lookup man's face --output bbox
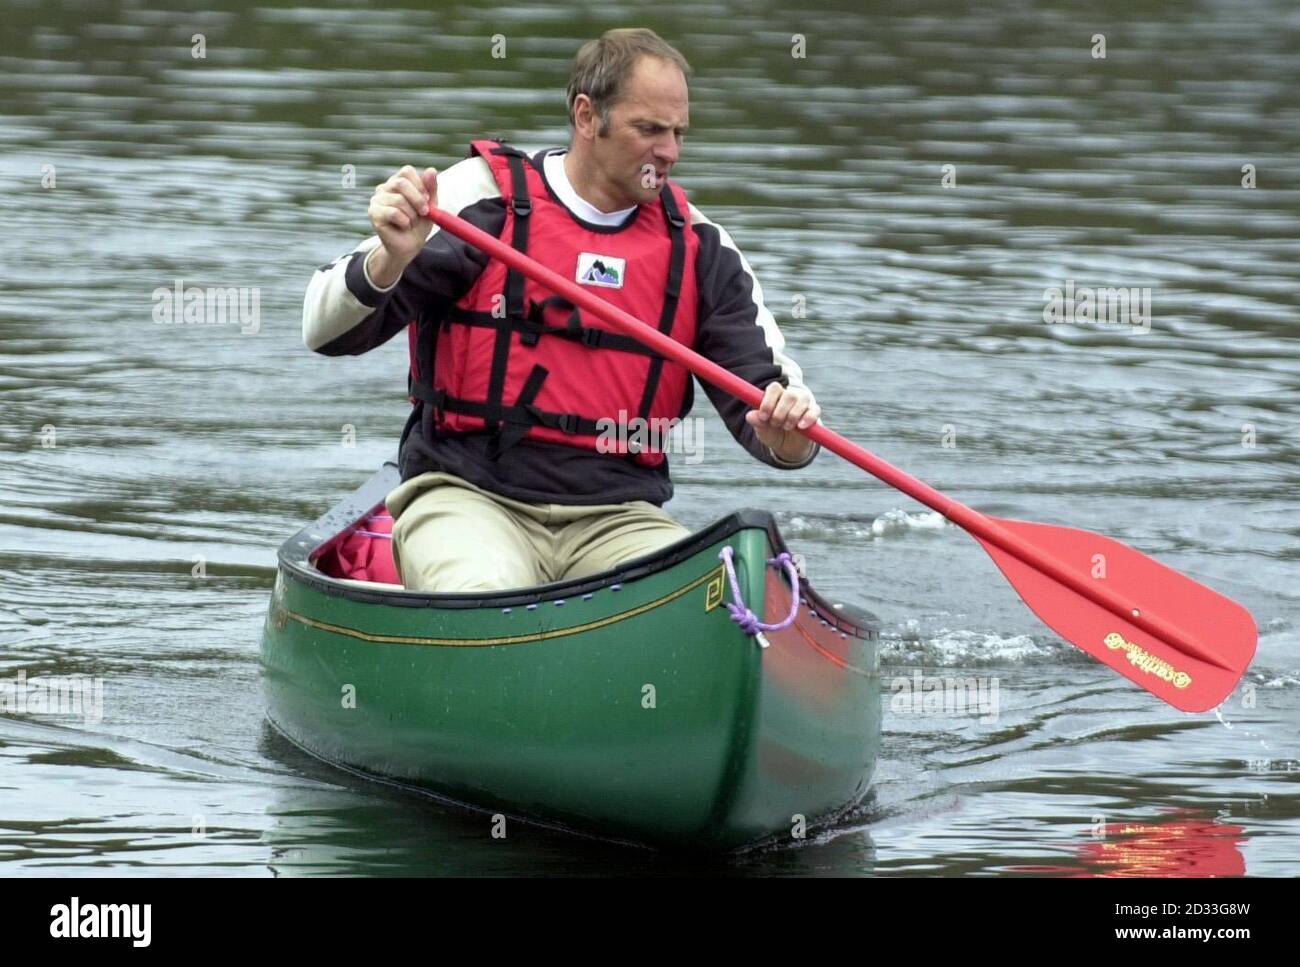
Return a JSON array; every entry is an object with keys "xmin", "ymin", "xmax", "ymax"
[{"xmin": 586, "ymin": 56, "xmax": 689, "ymax": 207}]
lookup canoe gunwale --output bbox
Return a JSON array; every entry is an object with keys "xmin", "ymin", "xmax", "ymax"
[{"xmin": 277, "ymin": 462, "xmax": 877, "ymax": 638}]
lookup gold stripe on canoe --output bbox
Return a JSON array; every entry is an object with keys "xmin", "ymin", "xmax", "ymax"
[{"xmin": 279, "ymin": 564, "xmax": 728, "ymax": 647}]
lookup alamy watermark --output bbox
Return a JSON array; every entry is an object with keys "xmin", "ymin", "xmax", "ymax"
[
  {"xmin": 889, "ymin": 668, "xmax": 1000, "ymax": 724},
  {"xmin": 0, "ymin": 670, "xmax": 104, "ymax": 726},
  {"xmin": 152, "ymin": 280, "xmax": 261, "ymax": 334},
  {"xmin": 50, "ymin": 897, "xmax": 150, "ymax": 947},
  {"xmin": 1043, "ymin": 280, "xmax": 1151, "ymax": 334},
  {"xmin": 595, "ymin": 410, "xmax": 705, "ymax": 465}
]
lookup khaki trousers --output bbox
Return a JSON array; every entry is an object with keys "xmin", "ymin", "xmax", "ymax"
[{"xmin": 386, "ymin": 471, "xmax": 691, "ymax": 592}]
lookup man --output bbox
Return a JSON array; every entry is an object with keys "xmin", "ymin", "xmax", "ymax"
[{"xmin": 303, "ymin": 28, "xmax": 821, "ymax": 592}]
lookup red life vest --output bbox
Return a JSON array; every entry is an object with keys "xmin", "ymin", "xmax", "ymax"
[{"xmin": 408, "ymin": 139, "xmax": 699, "ymax": 467}]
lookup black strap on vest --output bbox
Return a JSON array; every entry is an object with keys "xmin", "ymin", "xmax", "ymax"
[
  {"xmin": 636, "ymin": 187, "xmax": 686, "ymax": 422},
  {"xmin": 421, "ymin": 141, "xmax": 687, "ymax": 462},
  {"xmin": 486, "ymin": 362, "xmax": 546, "ymax": 460},
  {"xmin": 411, "ymin": 375, "xmax": 617, "ymax": 444},
  {"xmin": 481, "ymin": 146, "xmax": 533, "ymax": 444},
  {"xmin": 442, "ymin": 297, "xmax": 662, "ymax": 356}
]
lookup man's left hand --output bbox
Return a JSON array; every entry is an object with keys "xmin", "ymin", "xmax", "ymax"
[{"xmin": 745, "ymin": 382, "xmax": 820, "ymax": 464}]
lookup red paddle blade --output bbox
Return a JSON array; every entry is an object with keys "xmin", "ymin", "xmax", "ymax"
[{"xmin": 974, "ymin": 517, "xmax": 1257, "ymax": 712}]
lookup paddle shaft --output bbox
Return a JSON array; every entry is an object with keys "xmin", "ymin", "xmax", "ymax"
[{"xmin": 428, "ymin": 207, "xmax": 1215, "ymax": 666}]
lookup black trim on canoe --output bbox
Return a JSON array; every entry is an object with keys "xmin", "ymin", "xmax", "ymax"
[{"xmin": 278, "ymin": 463, "xmax": 878, "ymax": 637}]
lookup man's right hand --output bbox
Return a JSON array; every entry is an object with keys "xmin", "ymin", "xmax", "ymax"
[{"xmin": 365, "ymin": 165, "xmax": 438, "ymax": 288}]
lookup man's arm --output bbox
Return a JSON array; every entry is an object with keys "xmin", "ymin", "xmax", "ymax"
[
  {"xmin": 302, "ymin": 156, "xmax": 506, "ymax": 356},
  {"xmin": 689, "ymin": 203, "xmax": 821, "ymax": 469}
]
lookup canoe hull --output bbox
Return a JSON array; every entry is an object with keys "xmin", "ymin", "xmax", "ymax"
[{"xmin": 262, "ymin": 466, "xmax": 880, "ymax": 850}]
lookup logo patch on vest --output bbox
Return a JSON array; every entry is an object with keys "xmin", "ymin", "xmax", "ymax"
[{"xmin": 576, "ymin": 253, "xmax": 625, "ymax": 289}]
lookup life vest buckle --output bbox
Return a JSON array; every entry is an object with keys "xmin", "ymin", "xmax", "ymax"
[
  {"xmin": 556, "ymin": 413, "xmax": 580, "ymax": 435},
  {"xmin": 512, "ymin": 197, "xmax": 532, "ymax": 217},
  {"xmin": 517, "ymin": 309, "xmax": 544, "ymax": 347}
]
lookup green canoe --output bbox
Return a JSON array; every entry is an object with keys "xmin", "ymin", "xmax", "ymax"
[{"xmin": 261, "ymin": 463, "xmax": 881, "ymax": 850}]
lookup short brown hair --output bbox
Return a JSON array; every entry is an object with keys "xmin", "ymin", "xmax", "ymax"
[{"xmin": 566, "ymin": 28, "xmax": 692, "ymax": 135}]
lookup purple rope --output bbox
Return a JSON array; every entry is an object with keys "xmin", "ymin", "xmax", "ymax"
[{"xmin": 718, "ymin": 545, "xmax": 800, "ymax": 636}]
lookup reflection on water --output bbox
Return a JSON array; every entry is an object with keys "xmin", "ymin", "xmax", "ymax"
[
  {"xmin": 1, "ymin": 0, "xmax": 1297, "ymax": 873},
  {"xmin": 1011, "ymin": 809, "xmax": 1248, "ymax": 877}
]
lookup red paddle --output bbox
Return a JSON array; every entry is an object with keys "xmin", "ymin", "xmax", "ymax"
[{"xmin": 427, "ymin": 206, "xmax": 1257, "ymax": 712}]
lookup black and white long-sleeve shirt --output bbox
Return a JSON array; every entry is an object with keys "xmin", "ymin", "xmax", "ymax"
[{"xmin": 304, "ymin": 147, "xmax": 820, "ymax": 507}]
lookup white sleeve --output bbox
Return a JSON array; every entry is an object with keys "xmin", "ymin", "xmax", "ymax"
[{"xmin": 302, "ymin": 156, "xmax": 500, "ymax": 351}]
